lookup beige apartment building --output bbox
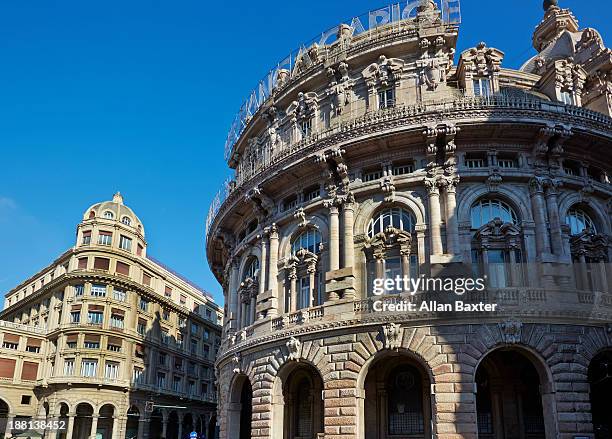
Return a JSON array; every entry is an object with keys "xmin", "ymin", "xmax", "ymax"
[
  {"xmin": 0, "ymin": 193, "xmax": 223, "ymax": 439},
  {"xmin": 206, "ymin": 1, "xmax": 612, "ymax": 439}
]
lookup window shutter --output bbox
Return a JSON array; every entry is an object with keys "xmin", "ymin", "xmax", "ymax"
[
  {"xmin": 116, "ymin": 262, "xmax": 130, "ymax": 276},
  {"xmin": 88, "ymin": 305, "xmax": 104, "ymax": 312},
  {"xmin": 143, "ymin": 273, "xmax": 152, "ymax": 286},
  {"xmin": 27, "ymin": 338, "xmax": 42, "ymax": 348},
  {"xmin": 21, "ymin": 362, "xmax": 39, "ymax": 381},
  {"xmin": 94, "ymin": 258, "xmax": 110, "ymax": 270},
  {"xmin": 0, "ymin": 358, "xmax": 16, "ymax": 378},
  {"xmin": 3, "ymin": 334, "xmax": 20, "ymax": 344},
  {"xmin": 78, "ymin": 258, "xmax": 88, "ymax": 269}
]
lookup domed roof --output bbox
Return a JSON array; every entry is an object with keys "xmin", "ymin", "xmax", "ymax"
[{"xmin": 83, "ymin": 192, "xmax": 145, "ymax": 235}]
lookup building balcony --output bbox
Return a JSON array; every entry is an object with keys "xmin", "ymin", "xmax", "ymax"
[
  {"xmin": 206, "ymin": 94, "xmax": 612, "ymax": 240},
  {"xmin": 219, "ymin": 286, "xmax": 612, "ymax": 359}
]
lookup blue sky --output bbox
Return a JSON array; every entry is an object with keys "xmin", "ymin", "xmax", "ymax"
[{"xmin": 0, "ymin": 0, "xmax": 608, "ymax": 307}]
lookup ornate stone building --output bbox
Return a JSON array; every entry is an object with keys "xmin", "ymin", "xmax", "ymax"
[
  {"xmin": 0, "ymin": 194, "xmax": 222, "ymax": 439},
  {"xmin": 206, "ymin": 1, "xmax": 612, "ymax": 439}
]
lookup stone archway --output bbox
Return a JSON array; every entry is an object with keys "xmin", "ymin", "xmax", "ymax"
[
  {"xmin": 149, "ymin": 409, "xmax": 163, "ymax": 439},
  {"xmin": 475, "ymin": 349, "xmax": 552, "ymax": 439},
  {"xmin": 271, "ymin": 362, "xmax": 324, "ymax": 439},
  {"xmin": 97, "ymin": 404, "xmax": 115, "ymax": 439},
  {"xmin": 588, "ymin": 350, "xmax": 612, "ymax": 439},
  {"xmin": 73, "ymin": 403, "xmax": 94, "ymax": 439},
  {"xmin": 360, "ymin": 352, "xmax": 432, "ymax": 439},
  {"xmin": 125, "ymin": 406, "xmax": 140, "ymax": 439},
  {"xmin": 167, "ymin": 411, "xmax": 179, "ymax": 439},
  {"xmin": 227, "ymin": 374, "xmax": 252, "ymax": 439},
  {"xmin": 182, "ymin": 413, "xmax": 194, "ymax": 438},
  {"xmin": 57, "ymin": 403, "xmax": 70, "ymax": 439},
  {"xmin": 207, "ymin": 415, "xmax": 216, "ymax": 439},
  {"xmin": 0, "ymin": 398, "xmax": 9, "ymax": 439}
]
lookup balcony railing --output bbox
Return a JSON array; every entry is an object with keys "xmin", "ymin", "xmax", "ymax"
[
  {"xmin": 0, "ymin": 320, "xmax": 47, "ymax": 335},
  {"xmin": 206, "ymin": 93, "xmax": 612, "ymax": 239}
]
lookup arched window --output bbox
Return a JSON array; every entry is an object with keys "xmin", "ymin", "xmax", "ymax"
[
  {"xmin": 287, "ymin": 229, "xmax": 324, "ymax": 312},
  {"xmin": 291, "ymin": 229, "xmax": 322, "ymax": 254},
  {"xmin": 121, "ymin": 216, "xmax": 132, "ymax": 226},
  {"xmin": 242, "ymin": 257, "xmax": 259, "ymax": 281},
  {"xmin": 470, "ymin": 199, "xmax": 523, "ymax": 288},
  {"xmin": 103, "ymin": 211, "xmax": 114, "ymax": 219},
  {"xmin": 470, "ymin": 199, "xmax": 518, "ymax": 229},
  {"xmin": 365, "ymin": 207, "xmax": 418, "ymax": 295},
  {"xmin": 566, "ymin": 208, "xmax": 596, "ymax": 235},
  {"xmin": 368, "ymin": 207, "xmax": 416, "ymax": 237}
]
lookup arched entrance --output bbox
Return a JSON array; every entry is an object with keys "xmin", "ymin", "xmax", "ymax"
[
  {"xmin": 149, "ymin": 409, "xmax": 163, "ymax": 439},
  {"xmin": 0, "ymin": 398, "xmax": 9, "ymax": 439},
  {"xmin": 57, "ymin": 403, "xmax": 69, "ymax": 439},
  {"xmin": 97, "ymin": 404, "xmax": 114, "ymax": 439},
  {"xmin": 183, "ymin": 413, "xmax": 194, "ymax": 438},
  {"xmin": 362, "ymin": 353, "xmax": 432, "ymax": 439},
  {"xmin": 167, "ymin": 411, "xmax": 179, "ymax": 439},
  {"xmin": 227, "ymin": 375, "xmax": 252, "ymax": 439},
  {"xmin": 207, "ymin": 415, "xmax": 217, "ymax": 439},
  {"xmin": 275, "ymin": 363, "xmax": 324, "ymax": 439},
  {"xmin": 476, "ymin": 349, "xmax": 550, "ymax": 439},
  {"xmin": 126, "ymin": 407, "xmax": 140, "ymax": 439},
  {"xmin": 74, "ymin": 403, "xmax": 94, "ymax": 439},
  {"xmin": 589, "ymin": 350, "xmax": 612, "ymax": 439}
]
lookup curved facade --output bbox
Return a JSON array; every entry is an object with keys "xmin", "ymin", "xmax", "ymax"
[
  {"xmin": 0, "ymin": 194, "xmax": 222, "ymax": 439},
  {"xmin": 207, "ymin": 2, "xmax": 612, "ymax": 439}
]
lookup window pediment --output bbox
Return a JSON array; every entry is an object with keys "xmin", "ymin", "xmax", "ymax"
[
  {"xmin": 570, "ymin": 230, "xmax": 609, "ymax": 259},
  {"xmin": 365, "ymin": 227, "xmax": 413, "ymax": 258},
  {"xmin": 474, "ymin": 219, "xmax": 521, "ymax": 247}
]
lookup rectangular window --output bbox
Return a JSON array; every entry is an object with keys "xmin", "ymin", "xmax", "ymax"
[
  {"xmin": 98, "ymin": 231, "xmax": 112, "ymax": 246},
  {"xmin": 87, "ymin": 311, "xmax": 103, "ymax": 325},
  {"xmin": 201, "ymin": 382, "xmax": 208, "ymax": 395},
  {"xmin": 142, "ymin": 273, "xmax": 152, "ymax": 286},
  {"xmin": 162, "ymin": 310, "xmax": 170, "ymax": 320},
  {"xmin": 161, "ymin": 330, "xmax": 170, "ymax": 345},
  {"xmin": 112, "ymin": 288, "xmax": 126, "ymax": 302},
  {"xmin": 205, "ymin": 309, "xmax": 212, "ymax": 320},
  {"xmin": 378, "ymin": 88, "xmax": 395, "ymax": 109},
  {"xmin": 78, "ymin": 258, "xmax": 88, "ymax": 270},
  {"xmin": 473, "ymin": 78, "xmax": 492, "ymax": 97},
  {"xmin": 84, "ymin": 340, "xmax": 100, "ymax": 349},
  {"xmin": 110, "ymin": 314, "xmax": 124, "ymax": 328},
  {"xmin": 191, "ymin": 339, "xmax": 197, "ymax": 354},
  {"xmin": 74, "ymin": 284, "xmax": 84, "ymax": 297},
  {"xmin": 119, "ymin": 235, "xmax": 132, "ymax": 251},
  {"xmin": 203, "ymin": 329, "xmax": 210, "ymax": 340},
  {"xmin": 191, "ymin": 323, "xmax": 198, "ymax": 335},
  {"xmin": 2, "ymin": 341, "xmax": 18, "ymax": 350},
  {"xmin": 188, "ymin": 380, "xmax": 195, "ymax": 395},
  {"xmin": 66, "ymin": 341, "xmax": 77, "ymax": 349},
  {"xmin": 93, "ymin": 257, "xmax": 110, "ymax": 271},
  {"xmin": 465, "ymin": 155, "xmax": 486, "ymax": 168},
  {"xmin": 116, "ymin": 262, "xmax": 130, "ymax": 276},
  {"xmin": 299, "ymin": 119, "xmax": 312, "ymax": 137},
  {"xmin": 137, "ymin": 319, "xmax": 146, "ymax": 335},
  {"xmin": 70, "ymin": 311, "xmax": 81, "ymax": 323},
  {"xmin": 82, "ymin": 231, "xmax": 91, "ymax": 245},
  {"xmin": 63, "ymin": 359, "xmax": 75, "ymax": 376},
  {"xmin": 164, "ymin": 286, "xmax": 172, "ymax": 298},
  {"xmin": 91, "ymin": 284, "xmax": 106, "ymax": 297},
  {"xmin": 133, "ymin": 367, "xmax": 144, "ymax": 384},
  {"xmin": 180, "ymin": 295, "xmax": 187, "ymax": 306},
  {"xmin": 283, "ymin": 195, "xmax": 298, "ymax": 212},
  {"xmin": 392, "ymin": 163, "xmax": 415, "ymax": 176},
  {"xmin": 202, "ymin": 344, "xmax": 210, "ymax": 359},
  {"xmin": 304, "ymin": 187, "xmax": 320, "ymax": 201},
  {"xmin": 107, "ymin": 343, "xmax": 121, "ymax": 352},
  {"xmin": 157, "ymin": 372, "xmax": 166, "ymax": 388},
  {"xmin": 298, "ymin": 276, "xmax": 310, "ymax": 310},
  {"xmin": 105, "ymin": 361, "xmax": 119, "ymax": 379},
  {"xmin": 175, "ymin": 358, "xmax": 183, "ymax": 372},
  {"xmin": 363, "ymin": 169, "xmax": 383, "ymax": 182},
  {"xmin": 81, "ymin": 360, "xmax": 98, "ymax": 377},
  {"xmin": 137, "ymin": 244, "xmax": 143, "ymax": 256},
  {"xmin": 498, "ymin": 158, "xmax": 517, "ymax": 168},
  {"xmin": 139, "ymin": 297, "xmax": 149, "ymax": 312},
  {"xmin": 560, "ymin": 90, "xmax": 573, "ymax": 105},
  {"xmin": 25, "ymin": 345, "xmax": 40, "ymax": 353},
  {"xmin": 173, "ymin": 376, "xmax": 182, "ymax": 392},
  {"xmin": 158, "ymin": 352, "xmax": 167, "ymax": 366}
]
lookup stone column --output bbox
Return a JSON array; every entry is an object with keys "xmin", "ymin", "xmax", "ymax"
[
  {"xmin": 177, "ymin": 418, "xmax": 183, "ymax": 439},
  {"xmin": 343, "ymin": 200, "xmax": 355, "ymax": 269},
  {"xmin": 89, "ymin": 415, "xmax": 99, "ymax": 439},
  {"xmin": 268, "ymin": 225, "xmax": 279, "ymax": 317},
  {"xmin": 289, "ymin": 269, "xmax": 298, "ymax": 312},
  {"xmin": 328, "ymin": 203, "xmax": 340, "ymax": 271},
  {"xmin": 162, "ymin": 419, "xmax": 168, "ymax": 439},
  {"xmin": 259, "ymin": 234, "xmax": 268, "ymax": 298},
  {"xmin": 544, "ymin": 180, "xmax": 563, "ymax": 256},
  {"xmin": 443, "ymin": 177, "xmax": 460, "ymax": 256},
  {"xmin": 4, "ymin": 415, "xmax": 14, "ymax": 439},
  {"xmin": 249, "ymin": 291, "xmax": 256, "ymax": 324},
  {"xmin": 235, "ymin": 287, "xmax": 243, "ymax": 330},
  {"xmin": 228, "ymin": 262, "xmax": 239, "ymax": 330},
  {"xmin": 111, "ymin": 416, "xmax": 121, "ymax": 439},
  {"xmin": 599, "ymin": 260, "xmax": 609, "ymax": 293},
  {"xmin": 65, "ymin": 415, "xmax": 75, "ymax": 439},
  {"xmin": 425, "ymin": 178, "xmax": 443, "ymax": 255},
  {"xmin": 529, "ymin": 178, "xmax": 551, "ymax": 255},
  {"xmin": 308, "ymin": 268, "xmax": 316, "ymax": 308}
]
